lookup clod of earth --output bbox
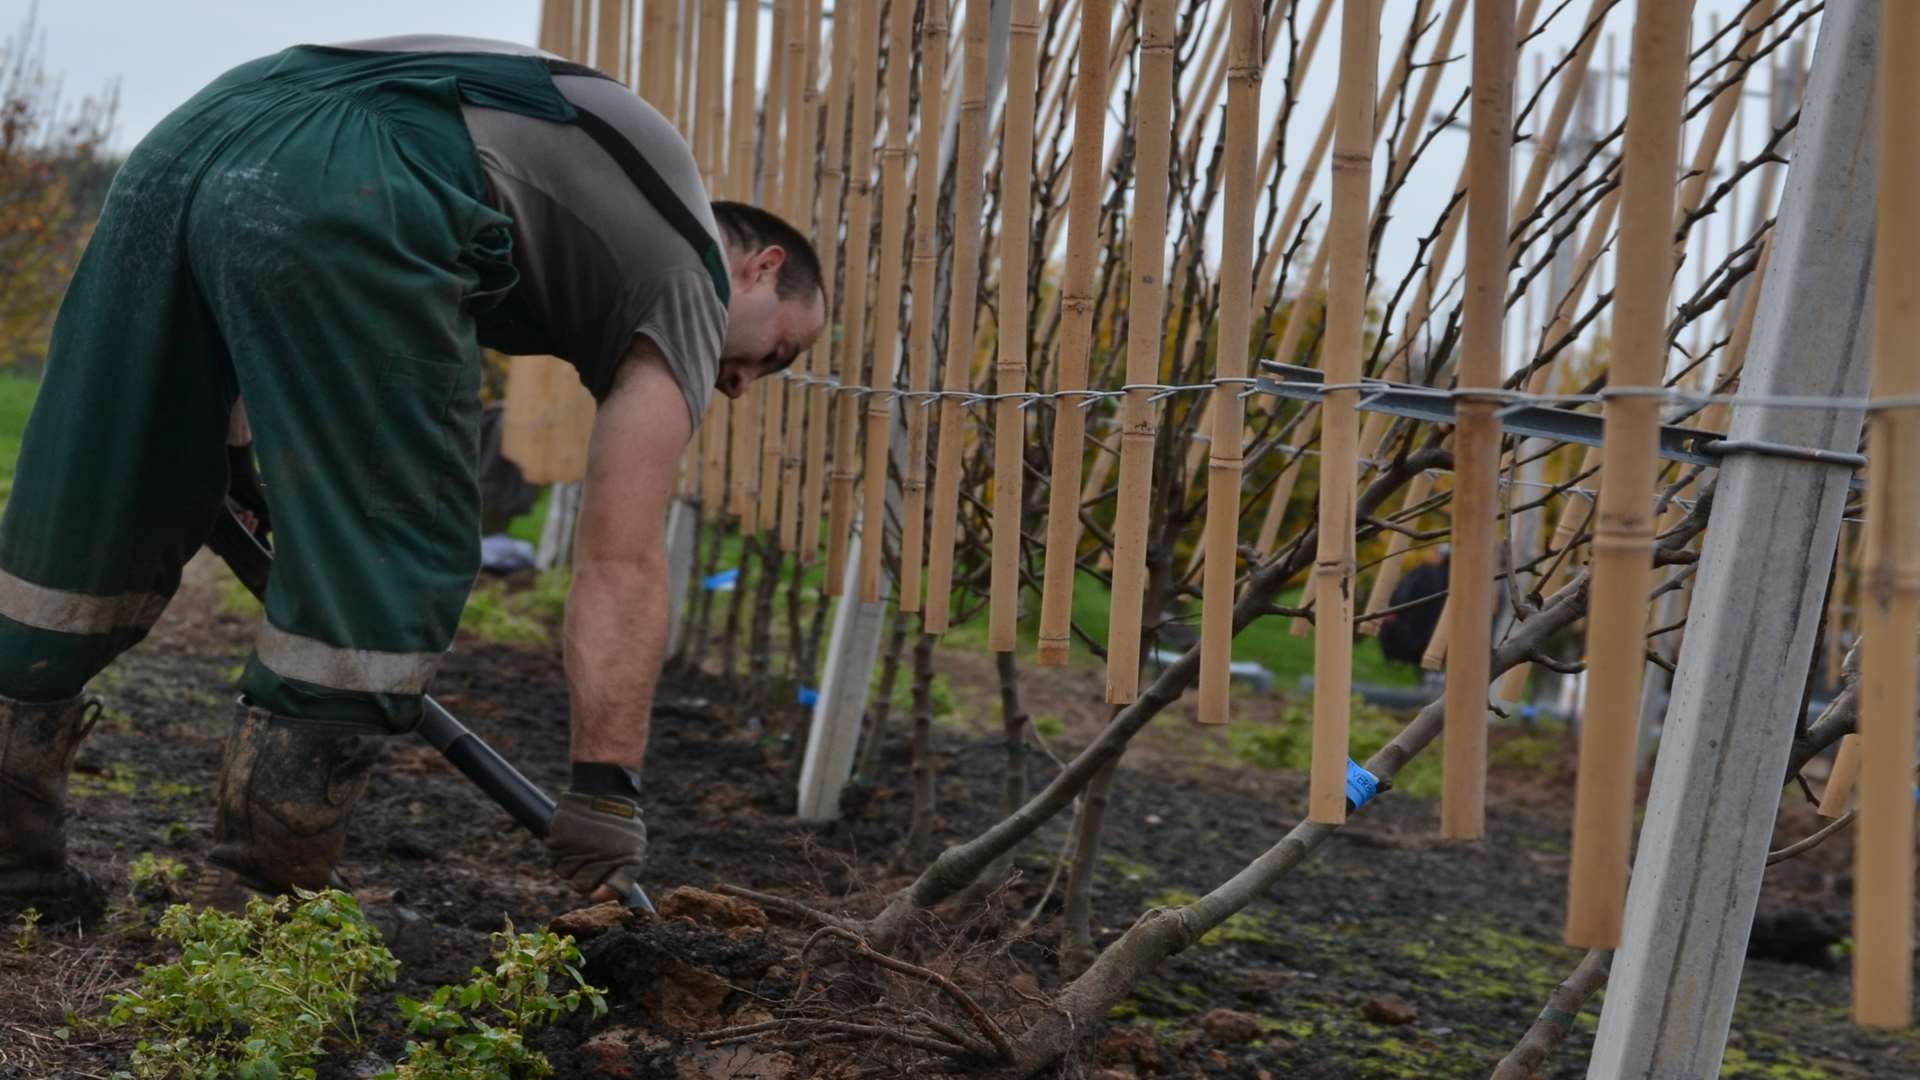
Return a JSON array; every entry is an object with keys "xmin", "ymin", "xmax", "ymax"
[
  {"xmin": 1096, "ymin": 1027, "xmax": 1163, "ymax": 1071},
  {"xmin": 1361, "ymin": 993, "xmax": 1419, "ymax": 1026},
  {"xmin": 550, "ymin": 899, "xmax": 638, "ymax": 940},
  {"xmin": 1198, "ymin": 1006, "xmax": 1263, "ymax": 1042},
  {"xmin": 658, "ymin": 885, "xmax": 772, "ymax": 936}
]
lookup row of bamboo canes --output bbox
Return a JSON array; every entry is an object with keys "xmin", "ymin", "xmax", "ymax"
[{"xmin": 518, "ymin": 0, "xmax": 1908, "ymax": 1027}]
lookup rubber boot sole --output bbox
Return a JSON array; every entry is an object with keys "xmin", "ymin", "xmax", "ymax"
[{"xmin": 0, "ymin": 864, "xmax": 106, "ymax": 923}]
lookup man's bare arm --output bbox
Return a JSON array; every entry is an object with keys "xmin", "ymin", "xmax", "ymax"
[{"xmin": 563, "ymin": 337, "xmax": 693, "ymax": 767}]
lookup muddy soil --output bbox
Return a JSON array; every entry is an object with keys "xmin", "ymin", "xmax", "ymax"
[{"xmin": 1, "ymin": 553, "xmax": 1914, "ymax": 1079}]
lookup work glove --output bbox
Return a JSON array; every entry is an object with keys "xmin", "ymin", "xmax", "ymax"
[{"xmin": 545, "ymin": 791, "xmax": 648, "ymax": 897}]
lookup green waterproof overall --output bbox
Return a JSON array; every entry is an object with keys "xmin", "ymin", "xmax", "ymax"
[{"xmin": 0, "ymin": 46, "xmax": 587, "ymax": 732}]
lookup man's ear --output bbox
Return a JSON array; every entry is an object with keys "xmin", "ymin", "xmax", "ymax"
[{"xmin": 756, "ymin": 245, "xmax": 788, "ymax": 281}]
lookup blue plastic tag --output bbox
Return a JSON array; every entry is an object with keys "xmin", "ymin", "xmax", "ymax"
[
  {"xmin": 702, "ymin": 568, "xmax": 740, "ymax": 591},
  {"xmin": 1345, "ymin": 759, "xmax": 1379, "ymax": 812},
  {"xmin": 797, "ymin": 686, "xmax": 820, "ymax": 707}
]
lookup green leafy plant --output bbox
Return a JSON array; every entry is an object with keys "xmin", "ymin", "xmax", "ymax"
[
  {"xmin": 103, "ymin": 889, "xmax": 398, "ymax": 1079},
  {"xmin": 381, "ymin": 922, "xmax": 605, "ymax": 1080},
  {"xmin": 128, "ymin": 852, "xmax": 188, "ymax": 902},
  {"xmin": 14, "ymin": 905, "xmax": 38, "ymax": 952}
]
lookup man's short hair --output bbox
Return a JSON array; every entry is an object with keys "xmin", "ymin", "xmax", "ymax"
[{"xmin": 710, "ymin": 200, "xmax": 825, "ymax": 305}]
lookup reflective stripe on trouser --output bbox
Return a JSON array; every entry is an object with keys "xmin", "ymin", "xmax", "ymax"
[
  {"xmin": 253, "ymin": 624, "xmax": 443, "ymax": 697},
  {"xmin": 0, "ymin": 47, "xmax": 548, "ymax": 725}
]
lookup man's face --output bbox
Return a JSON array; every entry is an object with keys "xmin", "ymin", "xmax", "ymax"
[{"xmin": 717, "ymin": 245, "xmax": 827, "ymax": 400}]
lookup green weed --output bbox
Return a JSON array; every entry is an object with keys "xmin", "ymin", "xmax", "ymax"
[
  {"xmin": 14, "ymin": 906, "xmax": 39, "ymax": 952},
  {"xmin": 104, "ymin": 890, "xmax": 399, "ymax": 1079},
  {"xmin": 380, "ymin": 922, "xmax": 605, "ymax": 1080},
  {"xmin": 127, "ymin": 853, "xmax": 187, "ymax": 903}
]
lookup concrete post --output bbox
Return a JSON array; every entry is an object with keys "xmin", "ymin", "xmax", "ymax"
[
  {"xmin": 664, "ymin": 497, "xmax": 697, "ymax": 657},
  {"xmin": 796, "ymin": 515, "xmax": 892, "ymax": 821},
  {"xmin": 535, "ymin": 481, "xmax": 583, "ymax": 570},
  {"xmin": 1587, "ymin": 5, "xmax": 1877, "ymax": 1077},
  {"xmin": 795, "ymin": 403, "xmax": 909, "ymax": 822}
]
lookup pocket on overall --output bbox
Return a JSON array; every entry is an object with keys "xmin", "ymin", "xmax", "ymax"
[{"xmin": 365, "ymin": 351, "xmax": 481, "ymax": 521}]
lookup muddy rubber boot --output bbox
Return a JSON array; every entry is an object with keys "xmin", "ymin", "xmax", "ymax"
[
  {"xmin": 198, "ymin": 703, "xmax": 381, "ymax": 907},
  {"xmin": 0, "ymin": 694, "xmax": 105, "ymax": 920}
]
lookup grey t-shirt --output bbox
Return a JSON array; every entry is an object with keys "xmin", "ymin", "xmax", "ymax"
[{"xmin": 332, "ymin": 34, "xmax": 726, "ymax": 426}]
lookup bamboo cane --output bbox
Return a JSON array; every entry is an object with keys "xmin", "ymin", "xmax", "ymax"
[
  {"xmin": 756, "ymin": 0, "xmax": 790, "ymax": 536},
  {"xmin": 1103, "ymin": 0, "xmax": 1177, "ymax": 704},
  {"xmin": 666, "ymin": 0, "xmax": 684, "ymax": 108},
  {"xmin": 1854, "ymin": 0, "xmax": 1920, "ymax": 1025},
  {"xmin": 596, "ymin": 0, "xmax": 624, "ymax": 78},
  {"xmin": 1171, "ymin": 4, "xmax": 1232, "ymax": 157},
  {"xmin": 1248, "ymin": 0, "xmax": 1338, "ymax": 298},
  {"xmin": 1278, "ymin": 0, "xmax": 1464, "ymax": 638},
  {"xmin": 703, "ymin": 0, "xmax": 728, "ymax": 179},
  {"xmin": 923, "ymin": 0, "xmax": 994, "ymax": 633},
  {"xmin": 1359, "ymin": 0, "xmax": 1551, "ymax": 453},
  {"xmin": 1032, "ymin": 0, "xmax": 1083, "ymax": 151},
  {"xmin": 1386, "ymin": 0, "xmax": 1467, "ymax": 188},
  {"xmin": 1355, "ymin": 470, "xmax": 1434, "ymax": 631},
  {"xmin": 678, "ymin": 0, "xmax": 698, "ymax": 130},
  {"xmin": 900, "ymin": 0, "xmax": 951, "ymax": 613},
  {"xmin": 1196, "ymin": 0, "xmax": 1265, "ymax": 725},
  {"xmin": 858, "ymin": 0, "xmax": 914, "ymax": 603},
  {"xmin": 1188, "ymin": 0, "xmax": 1447, "ymax": 545},
  {"xmin": 1818, "ymin": 733, "xmax": 1860, "ymax": 819},
  {"xmin": 974, "ymin": 0, "xmax": 1076, "ymax": 186},
  {"xmin": 1564, "ymin": 0, "xmax": 1690, "ymax": 951},
  {"xmin": 643, "ymin": 0, "xmax": 664, "ymax": 107},
  {"xmin": 825, "ymin": 0, "xmax": 881, "ymax": 597},
  {"xmin": 641, "ymin": 0, "xmax": 656, "ymax": 100},
  {"xmin": 1304, "ymin": 0, "xmax": 1377, "ymax": 823},
  {"xmin": 1033, "ymin": 0, "xmax": 1261, "ymax": 356},
  {"xmin": 1676, "ymin": 1, "xmax": 1773, "ymax": 228},
  {"xmin": 696, "ymin": 0, "xmax": 730, "ymax": 522},
  {"xmin": 802, "ymin": 0, "xmax": 853, "ymax": 565},
  {"xmin": 1407, "ymin": 61, "xmax": 1610, "ymax": 659},
  {"xmin": 777, "ymin": 0, "xmax": 819, "ymax": 553},
  {"xmin": 1503, "ymin": 0, "xmax": 1608, "ymax": 258},
  {"xmin": 540, "ymin": 0, "xmax": 573, "ymax": 64},
  {"xmin": 1081, "ymin": 427, "xmax": 1118, "ymax": 500},
  {"xmin": 1029, "ymin": 0, "xmax": 1086, "ymax": 158},
  {"xmin": 1537, "ymin": 0, "xmax": 1766, "ymax": 596},
  {"xmin": 665, "ymin": 0, "xmax": 684, "ymax": 120},
  {"xmin": 1175, "ymin": 0, "xmax": 1340, "ymax": 526},
  {"xmin": 726, "ymin": 0, "xmax": 763, "ymax": 519},
  {"xmin": 1536, "ymin": 189, "xmax": 1623, "ymax": 589},
  {"xmin": 1255, "ymin": 0, "xmax": 1418, "ymax": 340},
  {"xmin": 985, "ymin": 0, "xmax": 1043, "ymax": 645},
  {"xmin": 1248, "ymin": 0, "xmax": 1476, "ymax": 546},
  {"xmin": 1250, "ymin": 448, "xmax": 1301, "ymax": 558},
  {"xmin": 1438, "ymin": 0, "xmax": 1514, "ymax": 841}
]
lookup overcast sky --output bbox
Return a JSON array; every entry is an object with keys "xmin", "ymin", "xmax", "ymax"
[{"xmin": 16, "ymin": 0, "xmax": 1795, "ymax": 371}]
